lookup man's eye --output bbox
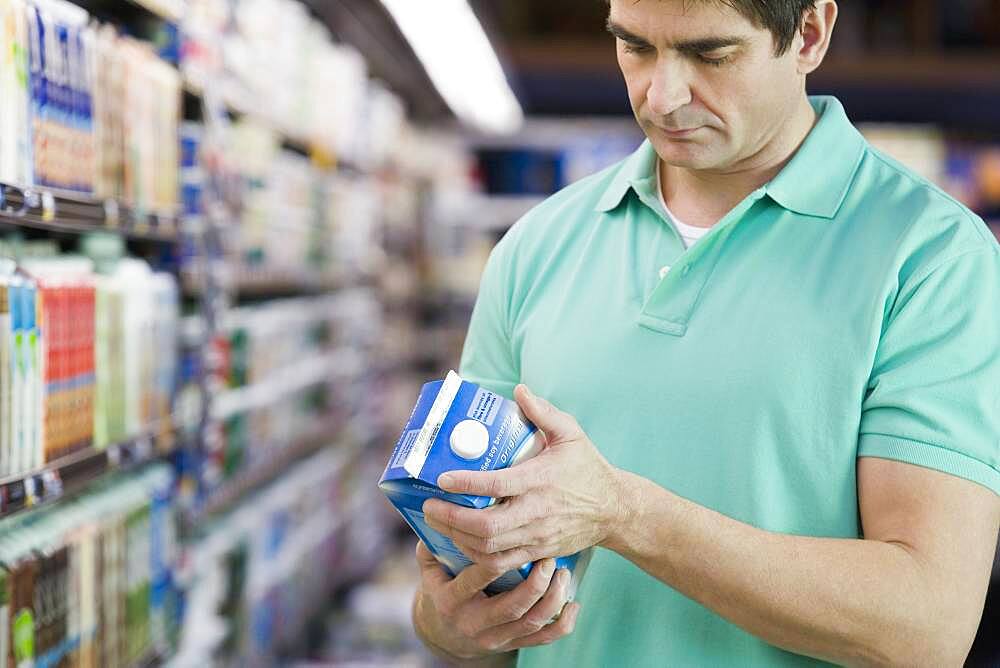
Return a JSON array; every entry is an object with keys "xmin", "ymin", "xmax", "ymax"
[
  {"xmin": 623, "ymin": 43, "xmax": 653, "ymax": 55},
  {"xmin": 697, "ymin": 53, "xmax": 732, "ymax": 67}
]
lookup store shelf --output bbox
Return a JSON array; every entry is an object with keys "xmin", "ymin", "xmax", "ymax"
[
  {"xmin": 183, "ymin": 75, "xmax": 320, "ymax": 158},
  {"xmin": 211, "ymin": 348, "xmax": 365, "ymax": 420},
  {"xmin": 0, "ymin": 182, "xmax": 180, "ymax": 242},
  {"xmin": 234, "ymin": 273, "xmax": 342, "ymax": 299},
  {"xmin": 0, "ymin": 419, "xmax": 178, "ymax": 520},
  {"xmin": 181, "ymin": 75, "xmax": 373, "ymax": 175},
  {"xmin": 193, "ymin": 414, "xmax": 366, "ymax": 521}
]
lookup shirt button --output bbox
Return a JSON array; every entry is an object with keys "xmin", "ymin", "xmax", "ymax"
[
  {"xmin": 658, "ymin": 265, "xmax": 671, "ymax": 279},
  {"xmin": 682, "ymin": 265, "xmax": 691, "ymax": 276}
]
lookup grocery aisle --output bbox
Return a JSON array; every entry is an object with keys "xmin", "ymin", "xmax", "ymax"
[{"xmin": 0, "ymin": 0, "xmax": 465, "ymax": 664}]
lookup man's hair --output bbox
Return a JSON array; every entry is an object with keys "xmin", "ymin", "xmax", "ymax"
[{"xmin": 613, "ymin": 1, "xmax": 819, "ymax": 56}]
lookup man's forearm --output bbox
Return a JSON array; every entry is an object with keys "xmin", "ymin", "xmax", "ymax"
[
  {"xmin": 603, "ymin": 470, "xmax": 968, "ymax": 667},
  {"xmin": 412, "ymin": 592, "xmax": 517, "ymax": 667}
]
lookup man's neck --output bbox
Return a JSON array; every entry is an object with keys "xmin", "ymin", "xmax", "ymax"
[{"xmin": 659, "ymin": 97, "xmax": 818, "ymax": 228}]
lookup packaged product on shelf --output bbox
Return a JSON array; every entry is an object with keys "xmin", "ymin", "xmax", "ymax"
[
  {"xmin": 0, "ymin": 0, "xmax": 33, "ymax": 188},
  {"xmin": 21, "ymin": 257, "xmax": 97, "ymax": 463},
  {"xmin": 0, "ymin": 260, "xmax": 13, "ymax": 477},
  {"xmin": 91, "ymin": 253, "xmax": 179, "ymax": 446},
  {"xmin": 25, "ymin": 0, "xmax": 95, "ymax": 193},
  {"xmin": 92, "ymin": 22, "xmax": 124, "ymax": 202},
  {"xmin": 93, "ymin": 267, "xmax": 126, "ymax": 450},
  {"xmin": 0, "ymin": 0, "xmax": 178, "ymax": 207},
  {"xmin": 0, "ymin": 240, "xmax": 178, "ymax": 474},
  {"xmin": 196, "ymin": 293, "xmax": 367, "ymax": 498},
  {"xmin": 4, "ymin": 271, "xmax": 42, "ymax": 475},
  {"xmin": 2, "ymin": 273, "xmax": 22, "ymax": 476},
  {"xmin": 172, "ymin": 450, "xmax": 352, "ymax": 666},
  {"xmin": 0, "ymin": 463, "xmax": 176, "ymax": 668},
  {"xmin": 182, "ymin": 0, "xmax": 370, "ymax": 161},
  {"xmin": 380, "ymin": 370, "xmax": 592, "ymax": 597}
]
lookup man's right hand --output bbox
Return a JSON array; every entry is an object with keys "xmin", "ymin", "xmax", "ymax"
[{"xmin": 412, "ymin": 541, "xmax": 581, "ymax": 663}]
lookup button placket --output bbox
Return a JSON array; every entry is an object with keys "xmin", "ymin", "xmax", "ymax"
[{"xmin": 639, "ymin": 190, "xmax": 766, "ymax": 336}]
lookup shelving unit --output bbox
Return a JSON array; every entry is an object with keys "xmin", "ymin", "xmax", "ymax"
[
  {"xmin": 0, "ymin": 183, "xmax": 180, "ymax": 242},
  {"xmin": 0, "ymin": 419, "xmax": 176, "ymax": 519},
  {"xmin": 190, "ymin": 414, "xmax": 362, "ymax": 523},
  {"xmin": 0, "ymin": 0, "xmax": 456, "ymax": 663}
]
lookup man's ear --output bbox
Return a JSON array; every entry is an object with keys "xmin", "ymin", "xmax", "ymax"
[{"xmin": 796, "ymin": 1, "xmax": 838, "ymax": 75}]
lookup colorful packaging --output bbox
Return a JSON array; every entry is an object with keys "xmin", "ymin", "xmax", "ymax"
[
  {"xmin": 0, "ymin": 0, "xmax": 33, "ymax": 187},
  {"xmin": 380, "ymin": 370, "xmax": 592, "ymax": 596},
  {"xmin": 9, "ymin": 275, "xmax": 26, "ymax": 475},
  {"xmin": 0, "ymin": 264, "xmax": 13, "ymax": 476},
  {"xmin": 22, "ymin": 257, "xmax": 97, "ymax": 463}
]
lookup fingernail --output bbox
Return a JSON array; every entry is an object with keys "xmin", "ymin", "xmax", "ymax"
[
  {"xmin": 438, "ymin": 473, "xmax": 454, "ymax": 488},
  {"xmin": 542, "ymin": 560, "xmax": 555, "ymax": 578},
  {"xmin": 522, "ymin": 385, "xmax": 535, "ymax": 399}
]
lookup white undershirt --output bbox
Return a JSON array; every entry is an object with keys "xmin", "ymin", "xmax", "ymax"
[{"xmin": 656, "ymin": 160, "xmax": 713, "ymax": 249}]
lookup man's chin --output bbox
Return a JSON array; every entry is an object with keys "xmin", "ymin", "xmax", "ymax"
[{"xmin": 650, "ymin": 141, "xmax": 715, "ymax": 171}]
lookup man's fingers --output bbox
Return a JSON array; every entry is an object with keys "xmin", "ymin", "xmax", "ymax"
[
  {"xmin": 416, "ymin": 540, "xmax": 437, "ymax": 566},
  {"xmin": 446, "ymin": 557, "xmax": 509, "ymax": 601},
  {"xmin": 475, "ymin": 567, "xmax": 572, "ymax": 649},
  {"xmin": 513, "ymin": 384, "xmax": 581, "ymax": 445},
  {"xmin": 415, "ymin": 540, "xmax": 452, "ymax": 590},
  {"xmin": 470, "ymin": 558, "xmax": 557, "ymax": 629},
  {"xmin": 423, "ymin": 497, "xmax": 535, "ymax": 542},
  {"xmin": 437, "ymin": 466, "xmax": 537, "ymax": 498},
  {"xmin": 444, "ymin": 523, "xmax": 537, "ymax": 558},
  {"xmin": 505, "ymin": 601, "xmax": 581, "ymax": 650}
]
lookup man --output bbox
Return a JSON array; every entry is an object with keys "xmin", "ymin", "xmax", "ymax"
[{"xmin": 412, "ymin": 0, "xmax": 1000, "ymax": 665}]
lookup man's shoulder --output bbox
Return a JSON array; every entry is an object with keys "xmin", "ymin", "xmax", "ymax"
[{"xmin": 852, "ymin": 143, "xmax": 998, "ymax": 256}]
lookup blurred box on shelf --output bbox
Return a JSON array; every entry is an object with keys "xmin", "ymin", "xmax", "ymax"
[
  {"xmin": 0, "ymin": 463, "xmax": 177, "ymax": 667},
  {"xmin": 0, "ymin": 0, "xmax": 180, "ymax": 222},
  {"xmin": 0, "ymin": 236, "xmax": 179, "ymax": 479}
]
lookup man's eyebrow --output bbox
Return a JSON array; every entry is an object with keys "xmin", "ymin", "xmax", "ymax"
[
  {"xmin": 674, "ymin": 36, "xmax": 749, "ymax": 53},
  {"xmin": 606, "ymin": 19, "xmax": 652, "ymax": 45},
  {"xmin": 606, "ymin": 19, "xmax": 748, "ymax": 53}
]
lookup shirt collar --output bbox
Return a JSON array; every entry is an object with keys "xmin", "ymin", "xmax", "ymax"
[
  {"xmin": 594, "ymin": 96, "xmax": 867, "ymax": 220},
  {"xmin": 594, "ymin": 137, "xmax": 659, "ymax": 213}
]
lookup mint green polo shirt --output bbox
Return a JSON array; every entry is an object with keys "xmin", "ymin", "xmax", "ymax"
[{"xmin": 457, "ymin": 96, "xmax": 1000, "ymax": 667}]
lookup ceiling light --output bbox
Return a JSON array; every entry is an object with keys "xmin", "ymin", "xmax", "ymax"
[{"xmin": 380, "ymin": 0, "xmax": 523, "ymax": 134}]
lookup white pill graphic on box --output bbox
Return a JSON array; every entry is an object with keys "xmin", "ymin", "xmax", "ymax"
[{"xmin": 450, "ymin": 419, "xmax": 490, "ymax": 460}]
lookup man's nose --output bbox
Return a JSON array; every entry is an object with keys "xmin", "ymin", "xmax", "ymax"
[{"xmin": 646, "ymin": 56, "xmax": 693, "ymax": 119}]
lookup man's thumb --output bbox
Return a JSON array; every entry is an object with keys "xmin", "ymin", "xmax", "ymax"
[{"xmin": 514, "ymin": 384, "xmax": 578, "ymax": 443}]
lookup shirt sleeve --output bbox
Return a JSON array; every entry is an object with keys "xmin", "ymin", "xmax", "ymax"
[
  {"xmin": 458, "ymin": 229, "xmax": 521, "ymax": 400},
  {"xmin": 858, "ymin": 246, "xmax": 1000, "ymax": 496}
]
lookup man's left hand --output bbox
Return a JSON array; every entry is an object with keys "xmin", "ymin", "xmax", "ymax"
[{"xmin": 423, "ymin": 384, "xmax": 627, "ymax": 573}]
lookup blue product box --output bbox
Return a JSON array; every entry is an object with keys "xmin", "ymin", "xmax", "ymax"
[{"xmin": 379, "ymin": 370, "xmax": 591, "ymax": 596}]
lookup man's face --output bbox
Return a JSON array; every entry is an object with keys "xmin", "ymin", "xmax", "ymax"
[{"xmin": 609, "ymin": 0, "xmax": 806, "ymax": 172}]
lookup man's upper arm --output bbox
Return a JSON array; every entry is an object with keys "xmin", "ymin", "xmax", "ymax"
[
  {"xmin": 858, "ymin": 457, "xmax": 999, "ymax": 653},
  {"xmin": 458, "ymin": 229, "xmax": 521, "ymax": 398},
  {"xmin": 858, "ymin": 244, "xmax": 1000, "ymax": 497},
  {"xmin": 855, "ymin": 232, "xmax": 1000, "ymax": 655}
]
